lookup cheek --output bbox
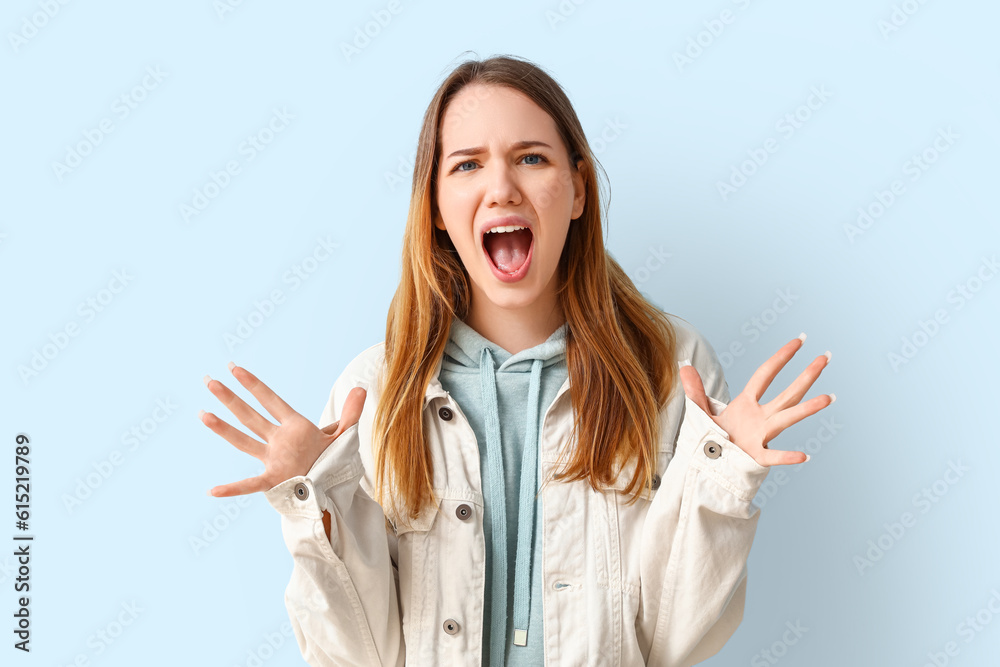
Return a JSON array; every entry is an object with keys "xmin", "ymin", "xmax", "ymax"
[{"xmin": 532, "ymin": 173, "xmax": 575, "ymax": 212}]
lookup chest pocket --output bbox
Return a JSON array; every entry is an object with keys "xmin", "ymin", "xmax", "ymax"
[
  {"xmin": 390, "ymin": 500, "xmax": 440, "ymax": 654},
  {"xmin": 392, "ymin": 493, "xmax": 486, "ymax": 659}
]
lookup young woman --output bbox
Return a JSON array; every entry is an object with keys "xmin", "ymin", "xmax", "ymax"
[{"xmin": 200, "ymin": 54, "xmax": 834, "ymax": 666}]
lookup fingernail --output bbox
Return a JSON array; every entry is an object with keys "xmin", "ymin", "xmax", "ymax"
[
  {"xmin": 207, "ymin": 488, "xmax": 214, "ymax": 496},
  {"xmin": 804, "ymin": 454, "xmax": 811, "ymax": 463},
  {"xmin": 829, "ymin": 393, "xmax": 837, "ymax": 404},
  {"xmin": 797, "ymin": 332, "xmax": 807, "ymax": 343},
  {"xmin": 198, "ymin": 409, "xmax": 206, "ymax": 419},
  {"xmin": 823, "ymin": 350, "xmax": 832, "ymax": 362},
  {"xmin": 203, "ymin": 374, "xmax": 212, "ymax": 388},
  {"xmin": 678, "ymin": 359, "xmax": 691, "ymax": 368},
  {"xmin": 228, "ymin": 361, "xmax": 236, "ymax": 372}
]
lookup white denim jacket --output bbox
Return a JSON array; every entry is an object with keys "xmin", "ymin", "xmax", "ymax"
[{"xmin": 264, "ymin": 316, "xmax": 771, "ymax": 666}]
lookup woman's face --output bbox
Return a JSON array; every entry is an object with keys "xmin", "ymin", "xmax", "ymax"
[{"xmin": 434, "ymin": 83, "xmax": 585, "ymax": 321}]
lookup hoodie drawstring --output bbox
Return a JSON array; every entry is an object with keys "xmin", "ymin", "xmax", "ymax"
[{"xmin": 479, "ymin": 347, "xmax": 544, "ymax": 663}]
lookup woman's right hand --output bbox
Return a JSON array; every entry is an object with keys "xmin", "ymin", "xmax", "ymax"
[{"xmin": 200, "ymin": 362, "xmax": 367, "ymax": 497}]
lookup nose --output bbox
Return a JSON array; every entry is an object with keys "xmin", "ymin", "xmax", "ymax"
[{"xmin": 485, "ymin": 160, "xmax": 521, "ymax": 208}]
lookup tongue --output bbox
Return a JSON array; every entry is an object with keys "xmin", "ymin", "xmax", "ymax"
[{"xmin": 484, "ymin": 228, "xmax": 531, "ymax": 273}]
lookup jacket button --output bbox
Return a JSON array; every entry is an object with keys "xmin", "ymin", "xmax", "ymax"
[
  {"xmin": 455, "ymin": 504, "xmax": 472, "ymax": 521},
  {"xmin": 438, "ymin": 406, "xmax": 453, "ymax": 421},
  {"xmin": 443, "ymin": 618, "xmax": 461, "ymax": 635},
  {"xmin": 293, "ymin": 482, "xmax": 310, "ymax": 500},
  {"xmin": 703, "ymin": 441, "xmax": 722, "ymax": 459},
  {"xmin": 649, "ymin": 474, "xmax": 661, "ymax": 490}
]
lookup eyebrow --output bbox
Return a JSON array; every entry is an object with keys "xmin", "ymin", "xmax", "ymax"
[{"xmin": 446, "ymin": 140, "xmax": 553, "ymax": 159}]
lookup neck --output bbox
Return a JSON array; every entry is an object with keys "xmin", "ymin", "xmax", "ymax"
[{"xmin": 464, "ymin": 293, "xmax": 566, "ymax": 356}]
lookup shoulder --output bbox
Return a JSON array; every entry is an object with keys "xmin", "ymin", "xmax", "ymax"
[
  {"xmin": 340, "ymin": 340, "xmax": 387, "ymax": 390},
  {"xmin": 663, "ymin": 312, "xmax": 731, "ymax": 404}
]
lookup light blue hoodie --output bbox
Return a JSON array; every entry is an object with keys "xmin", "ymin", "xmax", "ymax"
[{"xmin": 438, "ymin": 317, "xmax": 569, "ymax": 666}]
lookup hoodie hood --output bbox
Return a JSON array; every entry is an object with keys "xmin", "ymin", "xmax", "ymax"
[
  {"xmin": 440, "ymin": 317, "xmax": 568, "ymax": 661},
  {"xmin": 442, "ymin": 317, "xmax": 568, "ymax": 373}
]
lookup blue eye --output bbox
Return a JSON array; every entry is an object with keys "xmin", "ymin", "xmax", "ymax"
[{"xmin": 450, "ymin": 153, "xmax": 549, "ymax": 173}]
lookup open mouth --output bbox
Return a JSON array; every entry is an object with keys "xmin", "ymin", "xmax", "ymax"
[{"xmin": 483, "ymin": 226, "xmax": 533, "ymax": 274}]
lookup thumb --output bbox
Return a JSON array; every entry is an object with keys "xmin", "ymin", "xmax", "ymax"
[
  {"xmin": 320, "ymin": 387, "xmax": 368, "ymax": 437},
  {"xmin": 678, "ymin": 362, "xmax": 712, "ymax": 416}
]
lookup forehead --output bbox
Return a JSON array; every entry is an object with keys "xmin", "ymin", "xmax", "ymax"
[{"xmin": 438, "ymin": 84, "xmax": 560, "ymax": 149}]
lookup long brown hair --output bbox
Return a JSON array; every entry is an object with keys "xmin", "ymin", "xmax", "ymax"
[{"xmin": 372, "ymin": 53, "xmax": 678, "ymax": 524}]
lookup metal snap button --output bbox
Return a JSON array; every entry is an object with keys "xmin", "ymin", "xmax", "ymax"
[
  {"xmin": 649, "ymin": 474, "xmax": 661, "ymax": 490},
  {"xmin": 443, "ymin": 618, "xmax": 460, "ymax": 635},
  {"xmin": 438, "ymin": 406, "xmax": 453, "ymax": 421},
  {"xmin": 455, "ymin": 503, "xmax": 472, "ymax": 521},
  {"xmin": 293, "ymin": 482, "xmax": 310, "ymax": 500},
  {"xmin": 703, "ymin": 441, "xmax": 722, "ymax": 459}
]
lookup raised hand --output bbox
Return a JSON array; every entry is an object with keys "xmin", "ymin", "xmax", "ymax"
[
  {"xmin": 679, "ymin": 334, "xmax": 835, "ymax": 467},
  {"xmin": 200, "ymin": 362, "xmax": 367, "ymax": 496}
]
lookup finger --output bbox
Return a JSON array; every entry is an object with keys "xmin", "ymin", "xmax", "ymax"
[
  {"xmin": 762, "ymin": 352, "xmax": 830, "ymax": 415},
  {"xmin": 765, "ymin": 393, "xmax": 835, "ymax": 441},
  {"xmin": 753, "ymin": 446, "xmax": 809, "ymax": 467},
  {"xmin": 338, "ymin": 387, "xmax": 367, "ymax": 433},
  {"xmin": 745, "ymin": 335, "xmax": 805, "ymax": 402},
  {"xmin": 204, "ymin": 374, "xmax": 276, "ymax": 441},
  {"xmin": 678, "ymin": 364, "xmax": 712, "ymax": 416},
  {"xmin": 208, "ymin": 474, "xmax": 270, "ymax": 497},
  {"xmin": 199, "ymin": 409, "xmax": 267, "ymax": 460},
  {"xmin": 229, "ymin": 363, "xmax": 297, "ymax": 423}
]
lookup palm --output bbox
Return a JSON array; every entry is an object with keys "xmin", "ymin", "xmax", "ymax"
[
  {"xmin": 199, "ymin": 363, "xmax": 367, "ymax": 496},
  {"xmin": 679, "ymin": 335, "xmax": 834, "ymax": 467}
]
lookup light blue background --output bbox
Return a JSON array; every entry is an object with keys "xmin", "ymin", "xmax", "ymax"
[{"xmin": 3, "ymin": 1, "xmax": 998, "ymax": 665}]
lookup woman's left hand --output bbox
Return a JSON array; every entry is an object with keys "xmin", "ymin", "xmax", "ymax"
[{"xmin": 679, "ymin": 335, "xmax": 835, "ymax": 467}]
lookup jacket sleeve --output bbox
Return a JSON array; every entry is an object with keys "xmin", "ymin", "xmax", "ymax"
[
  {"xmin": 263, "ymin": 361, "xmax": 404, "ymax": 667},
  {"xmin": 641, "ymin": 335, "xmax": 771, "ymax": 666}
]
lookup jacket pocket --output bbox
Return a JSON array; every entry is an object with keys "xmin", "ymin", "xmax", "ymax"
[{"xmin": 391, "ymin": 501, "xmax": 440, "ymax": 663}]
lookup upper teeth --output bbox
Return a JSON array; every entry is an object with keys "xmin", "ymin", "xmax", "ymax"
[{"xmin": 486, "ymin": 225, "xmax": 527, "ymax": 234}]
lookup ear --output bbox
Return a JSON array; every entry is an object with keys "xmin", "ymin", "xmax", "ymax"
[
  {"xmin": 570, "ymin": 159, "xmax": 586, "ymax": 221},
  {"xmin": 433, "ymin": 213, "xmax": 446, "ymax": 231}
]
